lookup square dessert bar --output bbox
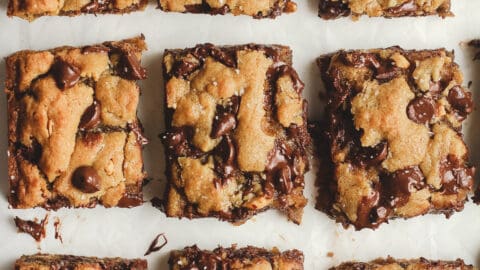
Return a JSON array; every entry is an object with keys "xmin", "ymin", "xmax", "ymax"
[
  {"xmin": 162, "ymin": 43, "xmax": 310, "ymax": 224},
  {"xmin": 8, "ymin": 0, "xmax": 148, "ymax": 21},
  {"xmin": 318, "ymin": 0, "xmax": 452, "ymax": 19},
  {"xmin": 15, "ymin": 254, "xmax": 147, "ymax": 270},
  {"xmin": 158, "ymin": 0, "xmax": 297, "ymax": 18},
  {"xmin": 6, "ymin": 36, "xmax": 148, "ymax": 209},
  {"xmin": 317, "ymin": 47, "xmax": 475, "ymax": 229},
  {"xmin": 169, "ymin": 245, "xmax": 304, "ymax": 270},
  {"xmin": 332, "ymin": 258, "xmax": 475, "ymax": 270}
]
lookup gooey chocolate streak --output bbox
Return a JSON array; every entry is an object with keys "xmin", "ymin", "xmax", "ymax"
[
  {"xmin": 163, "ymin": 44, "xmax": 309, "ymax": 218},
  {"xmin": 321, "ymin": 50, "xmax": 475, "ymax": 229}
]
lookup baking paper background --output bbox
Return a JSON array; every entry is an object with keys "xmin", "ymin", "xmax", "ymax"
[{"xmin": 1, "ymin": 0, "xmax": 480, "ymax": 268}]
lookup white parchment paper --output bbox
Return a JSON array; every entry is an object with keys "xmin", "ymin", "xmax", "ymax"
[{"xmin": 1, "ymin": 1, "xmax": 480, "ymax": 269}]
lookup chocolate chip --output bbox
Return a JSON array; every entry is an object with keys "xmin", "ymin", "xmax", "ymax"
[
  {"xmin": 72, "ymin": 166, "xmax": 101, "ymax": 193},
  {"xmin": 328, "ymin": 67, "xmax": 351, "ymax": 109},
  {"xmin": 407, "ymin": 96, "xmax": 435, "ymax": 124},
  {"xmin": 386, "ymin": 0, "xmax": 417, "ymax": 15},
  {"xmin": 375, "ymin": 60, "xmax": 401, "ymax": 81},
  {"xmin": 211, "ymin": 97, "xmax": 240, "ymax": 139},
  {"xmin": 265, "ymin": 142, "xmax": 296, "ymax": 195},
  {"xmin": 118, "ymin": 192, "xmax": 143, "ymax": 208},
  {"xmin": 342, "ymin": 52, "xmax": 380, "ymax": 68},
  {"xmin": 19, "ymin": 139, "xmax": 42, "ymax": 163},
  {"xmin": 172, "ymin": 59, "xmax": 200, "ymax": 78},
  {"xmin": 211, "ymin": 113, "xmax": 236, "ymax": 139},
  {"xmin": 352, "ymin": 141, "xmax": 388, "ymax": 167},
  {"xmin": 193, "ymin": 44, "xmax": 236, "ymax": 68},
  {"xmin": 81, "ymin": 0, "xmax": 110, "ymax": 13},
  {"xmin": 79, "ymin": 101, "xmax": 101, "ymax": 130},
  {"xmin": 440, "ymin": 155, "xmax": 475, "ymax": 195},
  {"xmin": 447, "ymin": 86, "xmax": 473, "ymax": 119},
  {"xmin": 117, "ymin": 52, "xmax": 147, "ymax": 80},
  {"xmin": 51, "ymin": 59, "xmax": 81, "ymax": 90},
  {"xmin": 318, "ymin": 0, "xmax": 351, "ymax": 19},
  {"xmin": 381, "ymin": 166, "xmax": 425, "ymax": 208},
  {"xmin": 162, "ymin": 127, "xmax": 201, "ymax": 158},
  {"xmin": 213, "ymin": 136, "xmax": 236, "ymax": 180}
]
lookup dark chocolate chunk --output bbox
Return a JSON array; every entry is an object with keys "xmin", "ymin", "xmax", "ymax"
[
  {"xmin": 266, "ymin": 142, "xmax": 295, "ymax": 194},
  {"xmin": 79, "ymin": 101, "xmax": 101, "ymax": 130},
  {"xmin": 162, "ymin": 127, "xmax": 202, "ymax": 158},
  {"xmin": 117, "ymin": 52, "xmax": 147, "ymax": 80},
  {"xmin": 342, "ymin": 52, "xmax": 380, "ymax": 68},
  {"xmin": 51, "ymin": 59, "xmax": 81, "ymax": 89},
  {"xmin": 375, "ymin": 60, "xmax": 401, "ymax": 81},
  {"xmin": 407, "ymin": 97, "xmax": 435, "ymax": 124},
  {"xmin": 14, "ymin": 214, "xmax": 48, "ymax": 242},
  {"xmin": 447, "ymin": 86, "xmax": 473, "ymax": 119},
  {"xmin": 19, "ymin": 139, "xmax": 43, "ymax": 163},
  {"xmin": 318, "ymin": 0, "xmax": 351, "ymax": 19},
  {"xmin": 72, "ymin": 166, "xmax": 101, "ymax": 193},
  {"xmin": 352, "ymin": 141, "xmax": 388, "ymax": 167},
  {"xmin": 440, "ymin": 155, "xmax": 474, "ymax": 195},
  {"xmin": 118, "ymin": 192, "xmax": 144, "ymax": 208},
  {"xmin": 172, "ymin": 58, "xmax": 200, "ymax": 78},
  {"xmin": 211, "ymin": 113, "xmax": 236, "ymax": 139},
  {"xmin": 381, "ymin": 166, "xmax": 425, "ymax": 208},
  {"xmin": 214, "ymin": 135, "xmax": 236, "ymax": 180}
]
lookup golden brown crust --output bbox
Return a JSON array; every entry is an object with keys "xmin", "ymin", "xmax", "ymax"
[
  {"xmin": 15, "ymin": 254, "xmax": 147, "ymax": 270},
  {"xmin": 6, "ymin": 36, "xmax": 148, "ymax": 209},
  {"xmin": 169, "ymin": 245, "xmax": 304, "ymax": 270},
  {"xmin": 318, "ymin": 0, "xmax": 452, "ymax": 19},
  {"xmin": 162, "ymin": 44, "xmax": 310, "ymax": 224},
  {"xmin": 331, "ymin": 257, "xmax": 475, "ymax": 270},
  {"xmin": 8, "ymin": 0, "xmax": 148, "ymax": 21},
  {"xmin": 158, "ymin": 0, "xmax": 297, "ymax": 18},
  {"xmin": 316, "ymin": 47, "xmax": 474, "ymax": 230}
]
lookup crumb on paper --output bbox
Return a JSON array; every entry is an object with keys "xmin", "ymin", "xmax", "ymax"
[
  {"xmin": 14, "ymin": 213, "xmax": 49, "ymax": 242},
  {"xmin": 54, "ymin": 217, "xmax": 63, "ymax": 243},
  {"xmin": 327, "ymin": 252, "xmax": 334, "ymax": 258}
]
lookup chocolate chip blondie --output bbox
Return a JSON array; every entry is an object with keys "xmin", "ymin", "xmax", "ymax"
[
  {"xmin": 332, "ymin": 258, "xmax": 475, "ymax": 270},
  {"xmin": 15, "ymin": 254, "xmax": 147, "ymax": 270},
  {"xmin": 318, "ymin": 0, "xmax": 452, "ymax": 20},
  {"xmin": 6, "ymin": 36, "xmax": 148, "ymax": 209},
  {"xmin": 169, "ymin": 245, "xmax": 304, "ymax": 270},
  {"xmin": 158, "ymin": 0, "xmax": 297, "ymax": 18},
  {"xmin": 162, "ymin": 43, "xmax": 310, "ymax": 224},
  {"xmin": 8, "ymin": 0, "xmax": 148, "ymax": 21},
  {"xmin": 316, "ymin": 47, "xmax": 475, "ymax": 230}
]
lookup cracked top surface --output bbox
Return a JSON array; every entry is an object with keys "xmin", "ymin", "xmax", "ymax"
[
  {"xmin": 8, "ymin": 0, "xmax": 148, "ymax": 21},
  {"xmin": 162, "ymin": 43, "xmax": 310, "ymax": 224},
  {"xmin": 158, "ymin": 0, "xmax": 297, "ymax": 18},
  {"xmin": 6, "ymin": 36, "xmax": 148, "ymax": 209},
  {"xmin": 317, "ymin": 47, "xmax": 474, "ymax": 230},
  {"xmin": 15, "ymin": 254, "xmax": 148, "ymax": 270},
  {"xmin": 169, "ymin": 245, "xmax": 304, "ymax": 270},
  {"xmin": 318, "ymin": 0, "xmax": 451, "ymax": 19},
  {"xmin": 331, "ymin": 258, "xmax": 475, "ymax": 270}
]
